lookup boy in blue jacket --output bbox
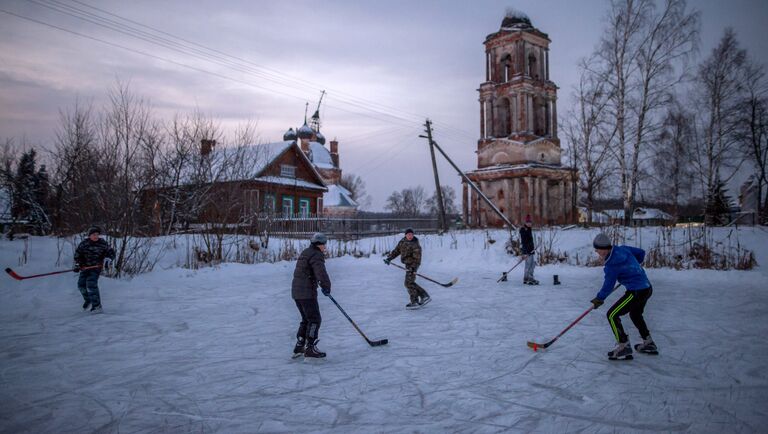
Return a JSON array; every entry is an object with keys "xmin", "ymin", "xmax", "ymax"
[{"xmin": 590, "ymin": 233, "xmax": 658, "ymax": 360}]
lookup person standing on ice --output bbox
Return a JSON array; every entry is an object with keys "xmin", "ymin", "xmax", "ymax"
[
  {"xmin": 520, "ymin": 214, "xmax": 539, "ymax": 285},
  {"xmin": 384, "ymin": 228, "xmax": 430, "ymax": 310},
  {"xmin": 590, "ymin": 233, "xmax": 658, "ymax": 360},
  {"xmin": 291, "ymin": 233, "xmax": 332, "ymax": 359},
  {"xmin": 74, "ymin": 226, "xmax": 115, "ymax": 313}
]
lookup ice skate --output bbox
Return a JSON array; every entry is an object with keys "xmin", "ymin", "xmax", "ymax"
[
  {"xmin": 607, "ymin": 342, "xmax": 633, "ymax": 360},
  {"xmin": 634, "ymin": 337, "xmax": 659, "ymax": 355}
]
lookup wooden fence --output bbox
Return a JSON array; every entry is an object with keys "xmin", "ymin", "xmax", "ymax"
[{"xmin": 247, "ymin": 214, "xmax": 443, "ymax": 239}]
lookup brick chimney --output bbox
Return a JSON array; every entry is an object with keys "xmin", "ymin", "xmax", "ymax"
[
  {"xmin": 201, "ymin": 139, "xmax": 216, "ymax": 156},
  {"xmin": 330, "ymin": 139, "xmax": 339, "ymax": 167}
]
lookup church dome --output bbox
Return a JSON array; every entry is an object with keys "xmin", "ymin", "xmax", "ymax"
[
  {"xmin": 315, "ymin": 131, "xmax": 326, "ymax": 145},
  {"xmin": 501, "ymin": 8, "xmax": 532, "ymax": 29},
  {"xmin": 283, "ymin": 127, "xmax": 297, "ymax": 141},
  {"xmin": 297, "ymin": 122, "xmax": 314, "ymax": 139}
]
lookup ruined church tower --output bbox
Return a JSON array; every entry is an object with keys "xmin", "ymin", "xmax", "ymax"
[{"xmin": 464, "ymin": 10, "xmax": 577, "ymax": 227}]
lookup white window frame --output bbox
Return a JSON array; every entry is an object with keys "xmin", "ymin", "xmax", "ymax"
[{"xmin": 280, "ymin": 164, "xmax": 296, "ymax": 178}]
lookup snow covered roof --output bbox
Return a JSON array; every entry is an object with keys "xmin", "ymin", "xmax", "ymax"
[
  {"xmin": 501, "ymin": 8, "xmax": 532, "ymax": 29},
  {"xmin": 323, "ymin": 184, "xmax": 358, "ymax": 208},
  {"xmin": 255, "ymin": 176, "xmax": 327, "ymax": 191},
  {"xmin": 308, "ymin": 141, "xmax": 335, "ymax": 169},
  {"xmin": 206, "ymin": 140, "xmax": 326, "ymax": 188}
]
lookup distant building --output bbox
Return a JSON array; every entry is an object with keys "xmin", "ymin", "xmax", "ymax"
[
  {"xmin": 603, "ymin": 208, "xmax": 674, "ymax": 227},
  {"xmin": 464, "ymin": 10, "xmax": 577, "ymax": 227},
  {"xmin": 284, "ymin": 106, "xmax": 358, "ymax": 216},
  {"xmin": 141, "ymin": 139, "xmax": 327, "ymax": 233}
]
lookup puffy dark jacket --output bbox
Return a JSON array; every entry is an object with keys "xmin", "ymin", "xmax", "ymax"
[
  {"xmin": 520, "ymin": 227, "xmax": 535, "ymax": 255},
  {"xmin": 595, "ymin": 245, "xmax": 651, "ymax": 300},
  {"xmin": 291, "ymin": 245, "xmax": 331, "ymax": 299},
  {"xmin": 74, "ymin": 238, "xmax": 115, "ymax": 267},
  {"xmin": 387, "ymin": 236, "xmax": 422, "ymax": 268}
]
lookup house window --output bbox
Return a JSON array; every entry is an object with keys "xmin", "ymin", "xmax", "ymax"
[
  {"xmin": 282, "ymin": 196, "xmax": 294, "ymax": 218},
  {"xmin": 264, "ymin": 193, "xmax": 276, "ymax": 213},
  {"xmin": 281, "ymin": 164, "xmax": 296, "ymax": 178},
  {"xmin": 299, "ymin": 198, "xmax": 310, "ymax": 218}
]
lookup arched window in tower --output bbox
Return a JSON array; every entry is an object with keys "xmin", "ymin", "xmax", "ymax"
[
  {"xmin": 494, "ymin": 97, "xmax": 511, "ymax": 137},
  {"xmin": 533, "ymin": 96, "xmax": 546, "ymax": 136},
  {"xmin": 528, "ymin": 53, "xmax": 538, "ymax": 79},
  {"xmin": 502, "ymin": 54, "xmax": 512, "ymax": 82}
]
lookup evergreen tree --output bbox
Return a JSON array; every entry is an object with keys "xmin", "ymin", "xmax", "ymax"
[
  {"xmin": 704, "ymin": 177, "xmax": 732, "ymax": 226},
  {"xmin": 11, "ymin": 149, "xmax": 51, "ymax": 233}
]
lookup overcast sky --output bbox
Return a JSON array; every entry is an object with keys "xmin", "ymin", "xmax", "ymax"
[{"xmin": 1, "ymin": 0, "xmax": 767, "ymax": 210}]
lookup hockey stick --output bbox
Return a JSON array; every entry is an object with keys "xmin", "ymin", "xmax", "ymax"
[
  {"xmin": 527, "ymin": 284, "xmax": 621, "ymax": 351},
  {"xmin": 387, "ymin": 262, "xmax": 458, "ymax": 287},
  {"xmin": 527, "ymin": 307, "xmax": 593, "ymax": 351},
  {"xmin": 496, "ymin": 257, "xmax": 525, "ymax": 283},
  {"xmin": 326, "ymin": 294, "xmax": 388, "ymax": 347},
  {"xmin": 5, "ymin": 265, "xmax": 101, "ymax": 281}
]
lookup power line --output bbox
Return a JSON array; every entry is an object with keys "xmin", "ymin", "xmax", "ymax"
[{"xmin": 31, "ymin": 0, "xmax": 478, "ymax": 141}]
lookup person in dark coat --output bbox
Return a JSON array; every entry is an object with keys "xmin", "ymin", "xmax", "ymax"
[
  {"xmin": 384, "ymin": 228, "xmax": 430, "ymax": 309},
  {"xmin": 590, "ymin": 233, "xmax": 658, "ymax": 360},
  {"xmin": 519, "ymin": 215, "xmax": 538, "ymax": 285},
  {"xmin": 291, "ymin": 232, "xmax": 332, "ymax": 359},
  {"xmin": 74, "ymin": 226, "xmax": 115, "ymax": 313}
]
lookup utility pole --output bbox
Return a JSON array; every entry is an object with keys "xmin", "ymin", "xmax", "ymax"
[
  {"xmin": 427, "ymin": 138, "xmax": 517, "ymax": 232},
  {"xmin": 422, "ymin": 119, "xmax": 446, "ymax": 233}
]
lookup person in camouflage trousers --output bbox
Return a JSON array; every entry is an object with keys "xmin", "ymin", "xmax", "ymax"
[
  {"xmin": 74, "ymin": 226, "xmax": 115, "ymax": 313},
  {"xmin": 384, "ymin": 228, "xmax": 431, "ymax": 309}
]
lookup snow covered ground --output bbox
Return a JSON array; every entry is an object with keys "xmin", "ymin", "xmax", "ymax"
[{"xmin": 1, "ymin": 229, "xmax": 768, "ymax": 433}]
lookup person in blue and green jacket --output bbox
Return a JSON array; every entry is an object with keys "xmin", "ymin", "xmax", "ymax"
[{"xmin": 590, "ymin": 233, "xmax": 658, "ymax": 360}]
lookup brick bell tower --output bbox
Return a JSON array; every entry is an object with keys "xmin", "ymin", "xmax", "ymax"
[{"xmin": 464, "ymin": 10, "xmax": 577, "ymax": 227}]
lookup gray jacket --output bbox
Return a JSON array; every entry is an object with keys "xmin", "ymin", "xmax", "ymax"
[{"xmin": 291, "ymin": 245, "xmax": 331, "ymax": 299}]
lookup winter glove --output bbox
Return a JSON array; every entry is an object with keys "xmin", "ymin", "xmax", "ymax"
[
  {"xmin": 407, "ymin": 266, "xmax": 417, "ymax": 273},
  {"xmin": 590, "ymin": 297, "xmax": 604, "ymax": 309},
  {"xmin": 73, "ymin": 266, "xmax": 80, "ymax": 273},
  {"xmin": 383, "ymin": 258, "xmax": 391, "ymax": 265},
  {"xmin": 321, "ymin": 287, "xmax": 330, "ymax": 296}
]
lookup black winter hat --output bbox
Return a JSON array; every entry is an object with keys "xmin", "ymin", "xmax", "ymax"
[
  {"xmin": 87, "ymin": 226, "xmax": 102, "ymax": 236},
  {"xmin": 404, "ymin": 228, "xmax": 414, "ymax": 235}
]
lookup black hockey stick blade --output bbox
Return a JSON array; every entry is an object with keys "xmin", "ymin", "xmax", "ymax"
[
  {"xmin": 369, "ymin": 338, "xmax": 389, "ymax": 347},
  {"xmin": 440, "ymin": 277, "xmax": 459, "ymax": 288},
  {"xmin": 5, "ymin": 268, "xmax": 21, "ymax": 280},
  {"xmin": 527, "ymin": 340, "xmax": 554, "ymax": 351}
]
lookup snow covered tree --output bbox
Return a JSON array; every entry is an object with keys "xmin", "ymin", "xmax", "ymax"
[{"xmin": 11, "ymin": 148, "xmax": 51, "ymax": 233}]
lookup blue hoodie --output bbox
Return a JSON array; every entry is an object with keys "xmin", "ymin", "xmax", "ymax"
[{"xmin": 595, "ymin": 245, "xmax": 651, "ymax": 301}]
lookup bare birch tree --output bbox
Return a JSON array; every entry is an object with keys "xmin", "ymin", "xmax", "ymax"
[
  {"xmin": 737, "ymin": 62, "xmax": 768, "ymax": 222},
  {"xmin": 564, "ymin": 57, "xmax": 616, "ymax": 225},
  {"xmin": 651, "ymin": 101, "xmax": 695, "ymax": 220},
  {"xmin": 597, "ymin": 0, "xmax": 699, "ymax": 225},
  {"xmin": 691, "ymin": 29, "xmax": 755, "ymax": 221}
]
